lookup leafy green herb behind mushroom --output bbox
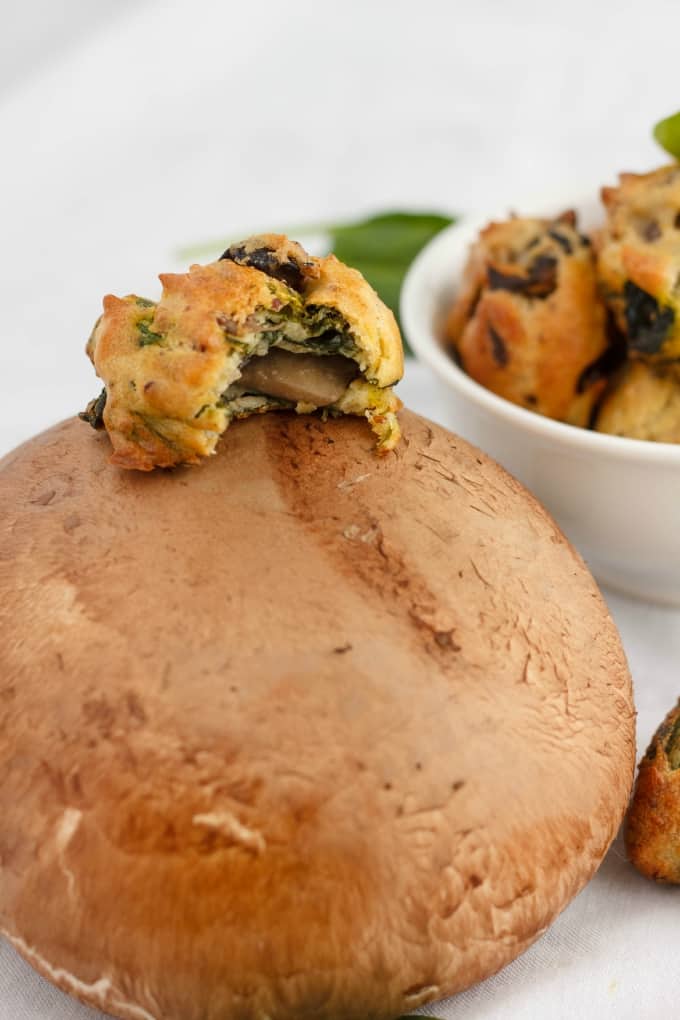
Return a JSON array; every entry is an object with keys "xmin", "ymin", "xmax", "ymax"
[{"xmin": 654, "ymin": 110, "xmax": 680, "ymax": 159}]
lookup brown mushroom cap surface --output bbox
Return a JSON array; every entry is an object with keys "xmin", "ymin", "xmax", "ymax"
[{"xmin": 0, "ymin": 411, "xmax": 634, "ymax": 1020}]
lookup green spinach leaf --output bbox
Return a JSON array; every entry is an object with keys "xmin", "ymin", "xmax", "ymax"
[{"xmin": 138, "ymin": 320, "xmax": 164, "ymax": 346}]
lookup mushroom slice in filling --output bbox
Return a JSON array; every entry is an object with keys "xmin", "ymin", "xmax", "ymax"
[{"xmin": 233, "ymin": 349, "xmax": 359, "ymax": 406}]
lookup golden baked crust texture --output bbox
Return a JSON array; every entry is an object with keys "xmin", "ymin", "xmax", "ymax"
[
  {"xmin": 84, "ymin": 234, "xmax": 404, "ymax": 470},
  {"xmin": 594, "ymin": 360, "xmax": 680, "ymax": 441},
  {"xmin": 0, "ymin": 412, "xmax": 634, "ymax": 1020},
  {"xmin": 444, "ymin": 212, "xmax": 609, "ymax": 426},
  {"xmin": 596, "ymin": 165, "xmax": 680, "ymax": 360},
  {"xmin": 625, "ymin": 700, "xmax": 680, "ymax": 882}
]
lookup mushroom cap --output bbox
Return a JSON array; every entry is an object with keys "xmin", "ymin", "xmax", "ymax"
[{"xmin": 0, "ymin": 411, "xmax": 634, "ymax": 1020}]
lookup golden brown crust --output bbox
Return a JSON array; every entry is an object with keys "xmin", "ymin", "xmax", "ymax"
[
  {"xmin": 596, "ymin": 165, "xmax": 680, "ymax": 359},
  {"xmin": 305, "ymin": 254, "xmax": 404, "ymax": 387},
  {"xmin": 444, "ymin": 213, "xmax": 609, "ymax": 426},
  {"xmin": 0, "ymin": 412, "xmax": 634, "ymax": 1020},
  {"xmin": 90, "ymin": 261, "xmax": 290, "ymax": 470},
  {"xmin": 85, "ymin": 237, "xmax": 403, "ymax": 470},
  {"xmin": 625, "ymin": 700, "xmax": 680, "ymax": 882},
  {"xmin": 594, "ymin": 360, "xmax": 680, "ymax": 441}
]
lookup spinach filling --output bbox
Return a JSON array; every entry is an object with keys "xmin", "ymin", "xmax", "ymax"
[
  {"xmin": 220, "ymin": 302, "xmax": 361, "ymax": 408},
  {"xmin": 624, "ymin": 281, "xmax": 675, "ymax": 354},
  {"xmin": 79, "ymin": 388, "xmax": 107, "ymax": 429},
  {"xmin": 138, "ymin": 320, "xmax": 164, "ymax": 346}
]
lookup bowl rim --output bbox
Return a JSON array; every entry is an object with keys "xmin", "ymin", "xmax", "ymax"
[{"xmin": 401, "ymin": 213, "xmax": 680, "ymax": 466}]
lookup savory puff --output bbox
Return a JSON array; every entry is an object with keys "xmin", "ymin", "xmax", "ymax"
[
  {"xmin": 444, "ymin": 213, "xmax": 609, "ymax": 427},
  {"xmin": 625, "ymin": 700, "xmax": 680, "ymax": 882},
  {"xmin": 86, "ymin": 261, "xmax": 282, "ymax": 470},
  {"xmin": 596, "ymin": 165, "xmax": 680, "ymax": 360},
  {"xmin": 84, "ymin": 235, "xmax": 403, "ymax": 470},
  {"xmin": 594, "ymin": 360, "xmax": 680, "ymax": 442}
]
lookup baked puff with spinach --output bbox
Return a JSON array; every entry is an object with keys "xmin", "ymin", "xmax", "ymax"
[
  {"xmin": 596, "ymin": 165, "xmax": 680, "ymax": 360},
  {"xmin": 593, "ymin": 360, "xmax": 680, "ymax": 442},
  {"xmin": 81, "ymin": 236, "xmax": 403, "ymax": 470},
  {"xmin": 625, "ymin": 699, "xmax": 680, "ymax": 882},
  {"xmin": 444, "ymin": 212, "xmax": 611, "ymax": 427}
]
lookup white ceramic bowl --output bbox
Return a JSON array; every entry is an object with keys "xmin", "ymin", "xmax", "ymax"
[{"xmin": 401, "ymin": 201, "xmax": 680, "ymax": 606}]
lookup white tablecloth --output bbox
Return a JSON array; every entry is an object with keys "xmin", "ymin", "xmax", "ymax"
[{"xmin": 1, "ymin": 2, "xmax": 679, "ymax": 1016}]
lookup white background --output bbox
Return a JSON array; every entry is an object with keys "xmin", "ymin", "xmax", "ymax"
[{"xmin": 1, "ymin": 1, "xmax": 680, "ymax": 1017}]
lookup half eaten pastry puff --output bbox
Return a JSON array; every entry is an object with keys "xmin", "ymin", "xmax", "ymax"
[{"xmin": 80, "ymin": 235, "xmax": 404, "ymax": 470}]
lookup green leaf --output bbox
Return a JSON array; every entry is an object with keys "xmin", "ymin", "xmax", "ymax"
[
  {"xmin": 653, "ymin": 111, "xmax": 680, "ymax": 159},
  {"xmin": 331, "ymin": 211, "xmax": 454, "ymax": 267}
]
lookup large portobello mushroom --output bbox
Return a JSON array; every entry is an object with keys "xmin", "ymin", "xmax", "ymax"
[{"xmin": 0, "ymin": 411, "xmax": 634, "ymax": 1020}]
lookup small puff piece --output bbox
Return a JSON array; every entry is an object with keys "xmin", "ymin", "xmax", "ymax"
[
  {"xmin": 84, "ymin": 235, "xmax": 404, "ymax": 470},
  {"xmin": 444, "ymin": 212, "xmax": 609, "ymax": 427},
  {"xmin": 595, "ymin": 165, "xmax": 680, "ymax": 360},
  {"xmin": 625, "ymin": 699, "xmax": 680, "ymax": 882}
]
